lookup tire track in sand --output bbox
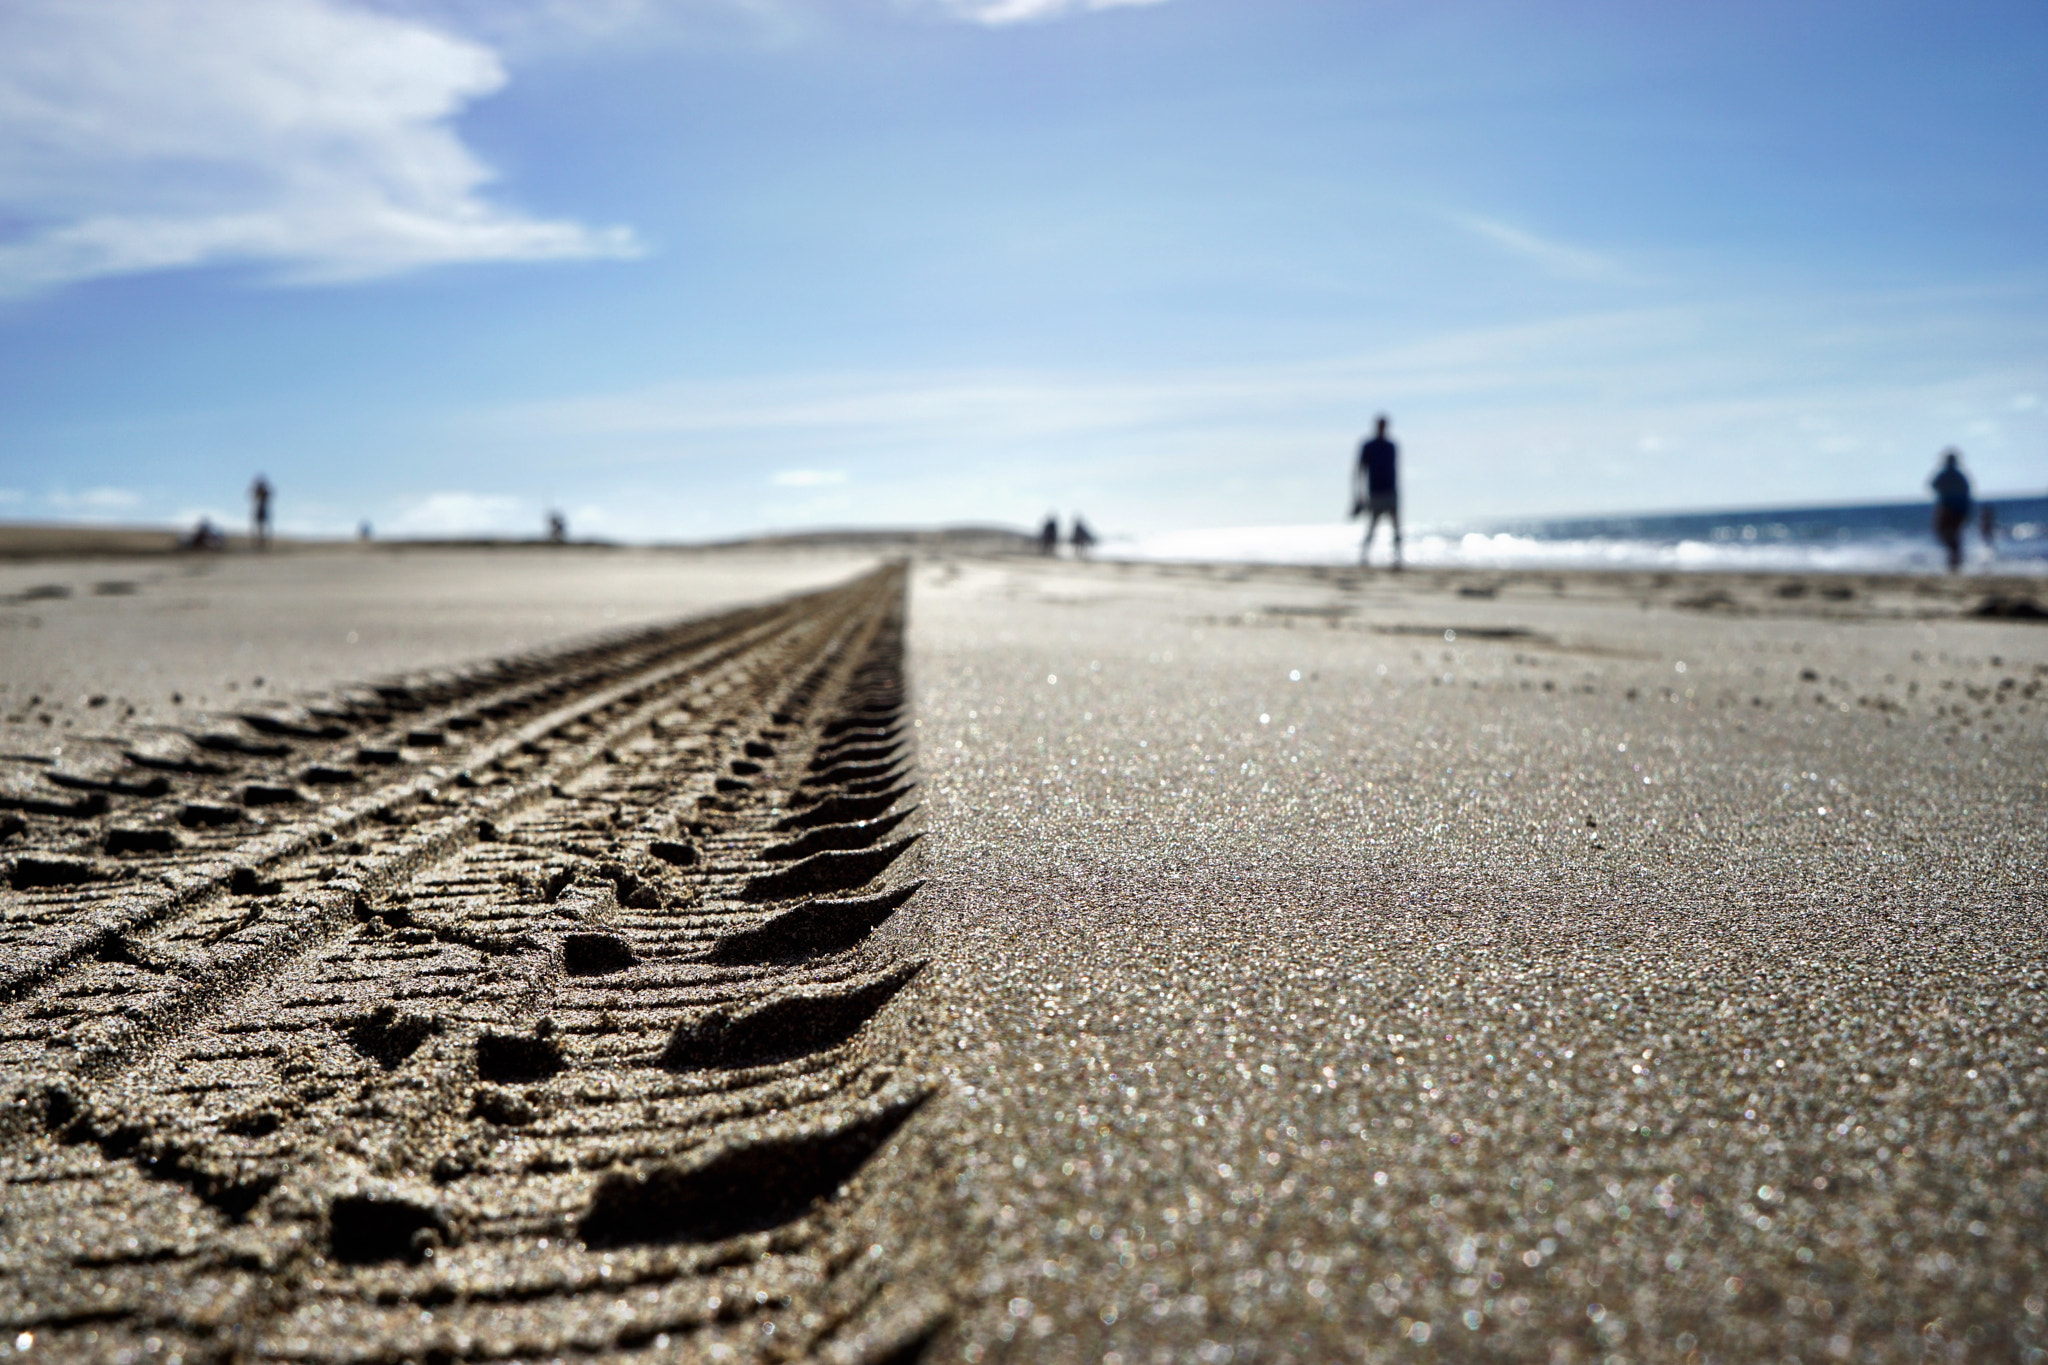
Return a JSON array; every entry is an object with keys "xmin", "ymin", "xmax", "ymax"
[{"xmin": 0, "ymin": 563, "xmax": 946, "ymax": 1365}]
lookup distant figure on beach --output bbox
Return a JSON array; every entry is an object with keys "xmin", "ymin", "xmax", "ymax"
[
  {"xmin": 249, "ymin": 475, "xmax": 273, "ymax": 550},
  {"xmin": 1929, "ymin": 450, "xmax": 1971, "ymax": 572},
  {"xmin": 1352, "ymin": 415, "xmax": 1401, "ymax": 569},
  {"xmin": 181, "ymin": 517, "xmax": 224, "ymax": 551},
  {"xmin": 1039, "ymin": 515, "xmax": 1059, "ymax": 556},
  {"xmin": 547, "ymin": 511, "xmax": 567, "ymax": 544},
  {"xmin": 1069, "ymin": 516, "xmax": 1097, "ymax": 560},
  {"xmin": 358, "ymin": 520, "xmax": 374, "ymax": 542}
]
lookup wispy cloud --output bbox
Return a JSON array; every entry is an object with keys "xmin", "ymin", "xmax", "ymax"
[
  {"xmin": 0, "ymin": 0, "xmax": 637, "ymax": 294},
  {"xmin": 364, "ymin": 0, "xmax": 814, "ymax": 58},
  {"xmin": 388, "ymin": 491, "xmax": 534, "ymax": 535},
  {"xmin": 478, "ymin": 319, "xmax": 1692, "ymax": 452},
  {"xmin": 460, "ymin": 285, "xmax": 2048, "ymax": 529},
  {"xmin": 918, "ymin": 0, "xmax": 1169, "ymax": 26},
  {"xmin": 772, "ymin": 469, "xmax": 848, "ymax": 486},
  {"xmin": 45, "ymin": 487, "xmax": 142, "ymax": 511},
  {"xmin": 1449, "ymin": 212, "xmax": 1625, "ymax": 281},
  {"xmin": 365, "ymin": 0, "xmax": 1145, "ymax": 55},
  {"xmin": 0, "ymin": 0, "xmax": 1170, "ymax": 296},
  {"xmin": 38, "ymin": 487, "xmax": 144, "ymax": 522}
]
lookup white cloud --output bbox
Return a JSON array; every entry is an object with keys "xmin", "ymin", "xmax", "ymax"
[
  {"xmin": 1450, "ymin": 212, "xmax": 1624, "ymax": 281},
  {"xmin": 46, "ymin": 487, "xmax": 142, "ymax": 511},
  {"xmin": 370, "ymin": 0, "xmax": 666, "ymax": 49},
  {"xmin": 378, "ymin": 0, "xmax": 1147, "ymax": 49},
  {"xmin": 462, "ymin": 289, "xmax": 2048, "ymax": 530},
  {"xmin": 363, "ymin": 0, "xmax": 813, "ymax": 59},
  {"xmin": 772, "ymin": 469, "xmax": 848, "ymax": 486},
  {"xmin": 388, "ymin": 490, "xmax": 533, "ymax": 535},
  {"xmin": 0, "ymin": 489, "xmax": 24, "ymax": 504},
  {"xmin": 0, "ymin": 0, "xmax": 636, "ymax": 293},
  {"xmin": 918, "ymin": 0, "xmax": 1169, "ymax": 26}
]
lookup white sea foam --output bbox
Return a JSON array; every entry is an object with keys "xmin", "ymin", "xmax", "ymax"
[{"xmin": 1107, "ymin": 521, "xmax": 2048, "ymax": 575}]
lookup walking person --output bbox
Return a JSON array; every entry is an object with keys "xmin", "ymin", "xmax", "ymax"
[
  {"xmin": 1929, "ymin": 449, "xmax": 1971, "ymax": 573},
  {"xmin": 1352, "ymin": 415, "xmax": 1401, "ymax": 569},
  {"xmin": 1069, "ymin": 515, "xmax": 1097, "ymax": 560},
  {"xmin": 249, "ymin": 475, "xmax": 273, "ymax": 550}
]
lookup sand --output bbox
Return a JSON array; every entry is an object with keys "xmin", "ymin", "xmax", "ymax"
[
  {"xmin": 901, "ymin": 557, "xmax": 2046, "ymax": 1363},
  {"xmin": 1, "ymin": 545, "xmax": 2044, "ymax": 1364},
  {"xmin": 0, "ymin": 544, "xmax": 875, "ymax": 756}
]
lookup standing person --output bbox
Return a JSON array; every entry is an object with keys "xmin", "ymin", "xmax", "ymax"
[
  {"xmin": 1929, "ymin": 449, "xmax": 1971, "ymax": 573},
  {"xmin": 1069, "ymin": 515, "xmax": 1097, "ymax": 560},
  {"xmin": 249, "ymin": 475, "xmax": 273, "ymax": 550},
  {"xmin": 1039, "ymin": 514, "xmax": 1059, "ymax": 556},
  {"xmin": 1352, "ymin": 415, "xmax": 1401, "ymax": 569}
]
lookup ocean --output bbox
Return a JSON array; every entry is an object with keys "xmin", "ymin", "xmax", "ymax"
[{"xmin": 1113, "ymin": 496, "xmax": 2048, "ymax": 576}]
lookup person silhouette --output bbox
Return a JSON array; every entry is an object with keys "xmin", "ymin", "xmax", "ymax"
[
  {"xmin": 1929, "ymin": 449, "xmax": 1972, "ymax": 573},
  {"xmin": 1069, "ymin": 515, "xmax": 1097, "ymax": 560},
  {"xmin": 249, "ymin": 475, "xmax": 273, "ymax": 550},
  {"xmin": 1352, "ymin": 416, "xmax": 1400, "ymax": 568},
  {"xmin": 547, "ymin": 511, "xmax": 568, "ymax": 544},
  {"xmin": 1039, "ymin": 514, "xmax": 1059, "ymax": 556}
]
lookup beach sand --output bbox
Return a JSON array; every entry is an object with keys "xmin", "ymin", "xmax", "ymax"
[
  {"xmin": 1, "ymin": 545, "xmax": 2043, "ymax": 1363},
  {"xmin": 899, "ymin": 556, "xmax": 2045, "ymax": 1362},
  {"xmin": 0, "ymin": 543, "xmax": 876, "ymax": 752}
]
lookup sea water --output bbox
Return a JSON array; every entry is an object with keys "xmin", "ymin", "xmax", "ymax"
[{"xmin": 1113, "ymin": 497, "xmax": 2048, "ymax": 575}]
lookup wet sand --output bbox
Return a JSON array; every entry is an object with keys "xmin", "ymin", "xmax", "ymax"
[{"xmin": 2, "ymin": 546, "xmax": 2045, "ymax": 1363}]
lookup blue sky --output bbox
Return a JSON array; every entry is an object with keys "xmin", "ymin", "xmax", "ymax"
[{"xmin": 1, "ymin": 0, "xmax": 2043, "ymax": 541}]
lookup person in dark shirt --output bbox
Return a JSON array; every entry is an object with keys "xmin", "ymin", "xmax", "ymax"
[
  {"xmin": 249, "ymin": 475, "xmax": 272, "ymax": 550},
  {"xmin": 1352, "ymin": 415, "xmax": 1401, "ymax": 568},
  {"xmin": 1039, "ymin": 514, "xmax": 1059, "ymax": 556},
  {"xmin": 1929, "ymin": 449, "xmax": 1971, "ymax": 572},
  {"xmin": 1069, "ymin": 515, "xmax": 1097, "ymax": 560}
]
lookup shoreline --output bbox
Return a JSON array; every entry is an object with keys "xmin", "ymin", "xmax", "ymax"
[{"xmin": 6, "ymin": 519, "xmax": 2043, "ymax": 587}]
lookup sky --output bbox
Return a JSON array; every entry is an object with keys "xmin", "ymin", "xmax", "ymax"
[{"xmin": 0, "ymin": 0, "xmax": 2044, "ymax": 542}]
